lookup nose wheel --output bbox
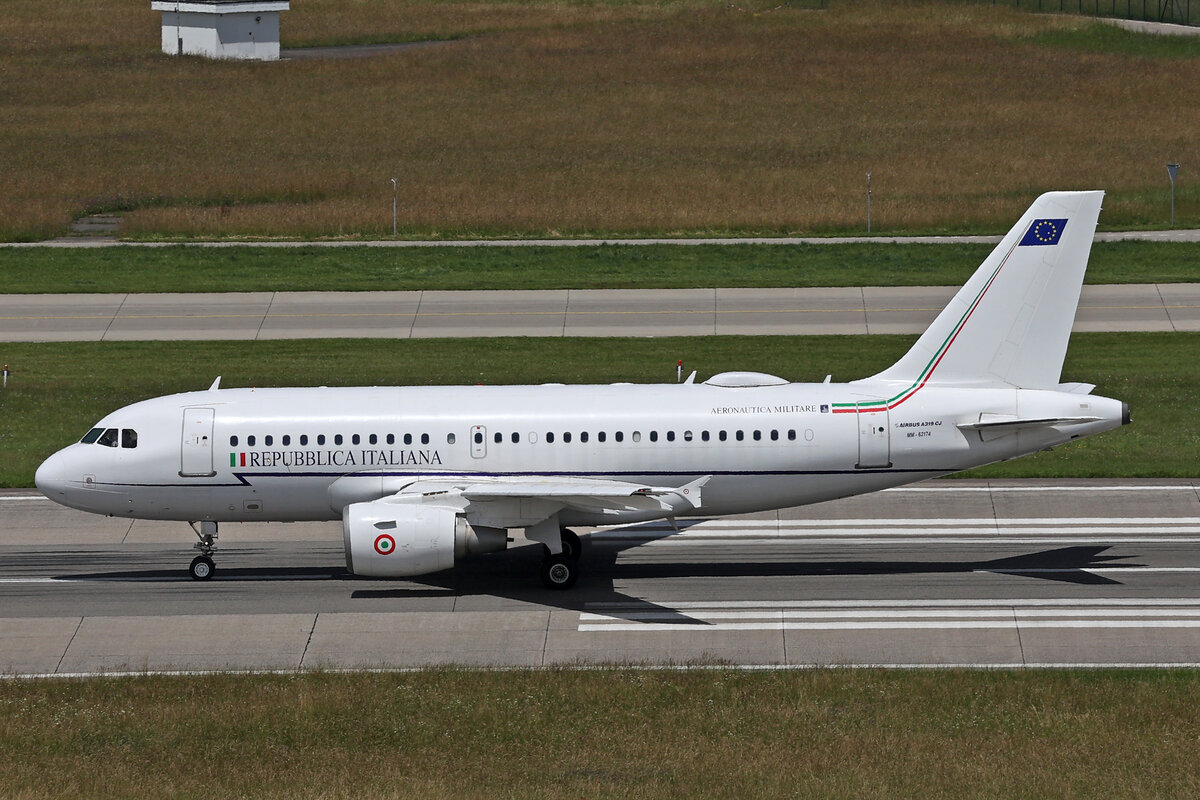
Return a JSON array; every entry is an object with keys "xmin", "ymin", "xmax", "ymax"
[
  {"xmin": 189, "ymin": 555, "xmax": 215, "ymax": 581},
  {"xmin": 188, "ymin": 521, "xmax": 218, "ymax": 581}
]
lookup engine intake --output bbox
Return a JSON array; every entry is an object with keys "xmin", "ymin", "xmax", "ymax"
[{"xmin": 343, "ymin": 501, "xmax": 507, "ymax": 578}]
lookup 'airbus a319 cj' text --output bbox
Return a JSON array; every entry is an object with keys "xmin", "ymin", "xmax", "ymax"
[{"xmin": 36, "ymin": 191, "xmax": 1129, "ymax": 589}]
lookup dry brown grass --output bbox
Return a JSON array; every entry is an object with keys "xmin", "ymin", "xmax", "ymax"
[{"xmin": 0, "ymin": 0, "xmax": 1196, "ymax": 240}]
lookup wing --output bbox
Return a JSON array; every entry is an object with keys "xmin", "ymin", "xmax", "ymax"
[{"xmin": 381, "ymin": 474, "xmax": 711, "ymax": 529}]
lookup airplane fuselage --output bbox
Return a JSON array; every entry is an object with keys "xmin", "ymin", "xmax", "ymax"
[{"xmin": 36, "ymin": 378, "xmax": 1126, "ymax": 526}]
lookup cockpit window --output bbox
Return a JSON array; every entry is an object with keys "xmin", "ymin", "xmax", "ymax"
[
  {"xmin": 122, "ymin": 429, "xmax": 138, "ymax": 449},
  {"xmin": 80, "ymin": 428, "xmax": 104, "ymax": 444},
  {"xmin": 96, "ymin": 428, "xmax": 119, "ymax": 447}
]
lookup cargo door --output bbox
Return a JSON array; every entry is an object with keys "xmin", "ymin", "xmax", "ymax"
[{"xmin": 855, "ymin": 404, "xmax": 891, "ymax": 469}]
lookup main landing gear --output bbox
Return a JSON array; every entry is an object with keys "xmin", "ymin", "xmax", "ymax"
[
  {"xmin": 540, "ymin": 528, "xmax": 582, "ymax": 590},
  {"xmin": 188, "ymin": 521, "xmax": 218, "ymax": 581}
]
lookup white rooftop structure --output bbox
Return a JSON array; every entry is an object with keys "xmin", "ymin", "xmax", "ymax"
[{"xmin": 151, "ymin": 1, "xmax": 290, "ymax": 61}]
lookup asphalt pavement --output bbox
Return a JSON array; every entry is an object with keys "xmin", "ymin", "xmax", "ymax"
[{"xmin": 4, "ymin": 480, "xmax": 1200, "ymax": 674}]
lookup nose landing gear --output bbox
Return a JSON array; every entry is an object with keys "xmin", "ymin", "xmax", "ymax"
[{"xmin": 188, "ymin": 520, "xmax": 218, "ymax": 581}]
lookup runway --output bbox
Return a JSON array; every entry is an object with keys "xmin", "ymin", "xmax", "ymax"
[
  {"xmin": 3, "ymin": 480, "xmax": 1200, "ymax": 674},
  {"xmin": 2, "ymin": 284, "xmax": 1198, "ymax": 341}
]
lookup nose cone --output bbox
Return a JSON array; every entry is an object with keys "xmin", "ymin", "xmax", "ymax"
[{"xmin": 35, "ymin": 449, "xmax": 69, "ymax": 502}]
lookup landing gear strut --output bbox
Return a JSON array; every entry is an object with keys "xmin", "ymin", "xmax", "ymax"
[
  {"xmin": 188, "ymin": 521, "xmax": 218, "ymax": 581},
  {"xmin": 540, "ymin": 527, "xmax": 581, "ymax": 590}
]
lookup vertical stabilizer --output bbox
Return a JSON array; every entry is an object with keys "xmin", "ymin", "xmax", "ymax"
[{"xmin": 866, "ymin": 191, "xmax": 1103, "ymax": 391}]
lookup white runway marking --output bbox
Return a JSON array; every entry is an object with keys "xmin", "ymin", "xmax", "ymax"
[{"xmin": 580, "ymin": 598, "xmax": 1200, "ymax": 632}]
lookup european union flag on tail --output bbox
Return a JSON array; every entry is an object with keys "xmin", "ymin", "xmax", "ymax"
[{"xmin": 1018, "ymin": 218, "xmax": 1068, "ymax": 246}]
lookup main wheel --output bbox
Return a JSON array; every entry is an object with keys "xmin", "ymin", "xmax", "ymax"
[
  {"xmin": 540, "ymin": 553, "xmax": 579, "ymax": 590},
  {"xmin": 189, "ymin": 555, "xmax": 215, "ymax": 581},
  {"xmin": 544, "ymin": 529, "xmax": 583, "ymax": 561}
]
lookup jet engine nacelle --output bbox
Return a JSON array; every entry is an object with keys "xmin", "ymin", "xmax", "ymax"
[{"xmin": 343, "ymin": 500, "xmax": 507, "ymax": 578}]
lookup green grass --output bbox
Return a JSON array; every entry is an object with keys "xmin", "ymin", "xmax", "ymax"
[
  {"xmin": 1029, "ymin": 21, "xmax": 1200, "ymax": 59},
  {"xmin": 1, "ymin": 333, "xmax": 1191, "ymax": 487},
  {"xmin": 2, "ymin": 668, "xmax": 1200, "ymax": 799},
  {"xmin": 1, "ymin": 240, "xmax": 1197, "ymax": 293}
]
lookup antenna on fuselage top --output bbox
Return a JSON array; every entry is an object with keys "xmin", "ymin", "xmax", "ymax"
[{"xmin": 209, "ymin": 376, "xmax": 222, "ymax": 391}]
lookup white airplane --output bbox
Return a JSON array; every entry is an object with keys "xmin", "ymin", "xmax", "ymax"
[{"xmin": 36, "ymin": 191, "xmax": 1129, "ymax": 590}]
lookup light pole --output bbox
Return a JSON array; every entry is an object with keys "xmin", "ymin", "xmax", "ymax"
[
  {"xmin": 866, "ymin": 172, "xmax": 872, "ymax": 234},
  {"xmin": 1167, "ymin": 163, "xmax": 1179, "ymax": 228}
]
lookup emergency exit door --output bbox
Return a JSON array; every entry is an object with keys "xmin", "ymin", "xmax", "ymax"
[
  {"xmin": 180, "ymin": 407, "xmax": 216, "ymax": 477},
  {"xmin": 855, "ymin": 404, "xmax": 891, "ymax": 469},
  {"xmin": 470, "ymin": 425, "xmax": 487, "ymax": 458}
]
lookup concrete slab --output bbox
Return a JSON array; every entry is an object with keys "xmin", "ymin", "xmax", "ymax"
[
  {"xmin": 716, "ymin": 287, "xmax": 867, "ymax": 335},
  {"xmin": 58, "ymin": 613, "xmax": 315, "ymax": 673},
  {"xmin": 103, "ymin": 292, "xmax": 274, "ymax": 341},
  {"xmin": 1074, "ymin": 284, "xmax": 1174, "ymax": 332},
  {"xmin": 410, "ymin": 290, "xmax": 569, "ymax": 338},
  {"xmin": 784, "ymin": 628, "xmax": 1024, "ymax": 666},
  {"xmin": 1158, "ymin": 283, "xmax": 1200, "ymax": 332},
  {"xmin": 0, "ymin": 293, "xmax": 124, "ymax": 342},
  {"xmin": 0, "ymin": 617, "xmax": 80, "ymax": 674},
  {"xmin": 1019, "ymin": 627, "xmax": 1200, "ymax": 665},
  {"xmin": 303, "ymin": 611, "xmax": 551, "ymax": 668},
  {"xmin": 0, "ymin": 497, "xmax": 133, "ymax": 545},
  {"xmin": 257, "ymin": 291, "xmax": 422, "ymax": 340},
  {"xmin": 565, "ymin": 288, "xmax": 714, "ymax": 337},
  {"xmin": 545, "ymin": 627, "xmax": 785, "ymax": 665},
  {"xmin": 861, "ymin": 286, "xmax": 951, "ymax": 334}
]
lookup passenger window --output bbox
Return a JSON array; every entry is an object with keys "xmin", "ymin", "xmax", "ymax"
[
  {"xmin": 300, "ymin": 434, "xmax": 309, "ymax": 446},
  {"xmin": 598, "ymin": 431, "xmax": 606, "ymax": 443},
  {"xmin": 753, "ymin": 430, "xmax": 762, "ymax": 441},
  {"xmin": 248, "ymin": 435, "xmax": 256, "ymax": 447},
  {"xmin": 666, "ymin": 431, "xmax": 676, "ymax": 442},
  {"xmin": 352, "ymin": 434, "xmax": 360, "ymax": 445},
  {"xmin": 494, "ymin": 432, "xmax": 502, "ymax": 444},
  {"xmin": 475, "ymin": 432, "xmax": 484, "ymax": 444},
  {"xmin": 317, "ymin": 434, "xmax": 326, "ymax": 446},
  {"xmin": 511, "ymin": 432, "xmax": 520, "ymax": 444},
  {"xmin": 736, "ymin": 431, "xmax": 744, "ymax": 442},
  {"xmin": 121, "ymin": 429, "xmax": 138, "ymax": 449},
  {"xmin": 701, "ymin": 431, "xmax": 710, "ymax": 442},
  {"xmin": 282, "ymin": 435, "xmax": 291, "ymax": 446},
  {"xmin": 546, "ymin": 432, "xmax": 555, "ymax": 443},
  {"xmin": 447, "ymin": 433, "xmax": 456, "ymax": 444},
  {"xmin": 788, "ymin": 430, "xmax": 797, "ymax": 441},
  {"xmin": 615, "ymin": 431, "xmax": 624, "ymax": 443},
  {"xmin": 386, "ymin": 434, "xmax": 394, "ymax": 445},
  {"xmin": 229, "ymin": 435, "xmax": 238, "ymax": 447},
  {"xmin": 369, "ymin": 434, "xmax": 377, "ymax": 445},
  {"xmin": 632, "ymin": 431, "xmax": 641, "ymax": 442},
  {"xmin": 81, "ymin": 428, "xmax": 105, "ymax": 444},
  {"xmin": 404, "ymin": 434, "xmax": 412, "ymax": 445},
  {"xmin": 719, "ymin": 431, "xmax": 728, "ymax": 442},
  {"xmin": 580, "ymin": 432, "xmax": 589, "ymax": 443},
  {"xmin": 684, "ymin": 431, "xmax": 693, "ymax": 442},
  {"xmin": 564, "ymin": 432, "xmax": 572, "ymax": 443},
  {"xmin": 97, "ymin": 428, "xmax": 119, "ymax": 447},
  {"xmin": 770, "ymin": 430, "xmax": 779, "ymax": 441},
  {"xmin": 649, "ymin": 431, "xmax": 658, "ymax": 443},
  {"xmin": 334, "ymin": 434, "xmax": 343, "ymax": 445},
  {"xmin": 421, "ymin": 434, "xmax": 429, "ymax": 445},
  {"xmin": 265, "ymin": 435, "xmax": 273, "ymax": 446}
]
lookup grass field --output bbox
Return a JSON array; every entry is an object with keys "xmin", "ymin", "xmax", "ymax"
[
  {"xmin": 1, "ymin": 1, "xmax": 1197, "ymax": 241},
  {"xmin": 3, "ymin": 668, "xmax": 1199, "ymax": 799},
  {"xmin": 1, "ymin": 332, "xmax": 1192, "ymax": 487},
  {"xmin": 2, "ymin": 240, "xmax": 1197, "ymax": 293}
]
